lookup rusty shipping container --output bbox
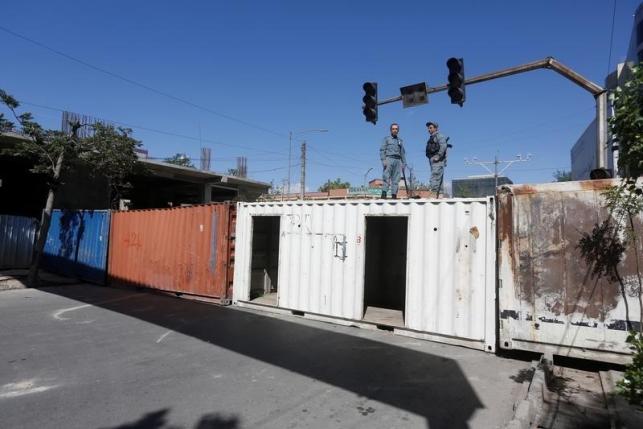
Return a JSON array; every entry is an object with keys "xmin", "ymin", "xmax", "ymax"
[
  {"xmin": 498, "ymin": 180, "xmax": 642, "ymax": 364},
  {"xmin": 108, "ymin": 203, "xmax": 236, "ymax": 301}
]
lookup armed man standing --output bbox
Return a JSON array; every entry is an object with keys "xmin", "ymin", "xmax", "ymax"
[
  {"xmin": 425, "ymin": 121, "xmax": 448, "ymax": 197},
  {"xmin": 380, "ymin": 123, "xmax": 406, "ymax": 199}
]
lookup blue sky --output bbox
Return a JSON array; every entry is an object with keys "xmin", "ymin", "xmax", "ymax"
[{"xmin": 1, "ymin": 0, "xmax": 640, "ymax": 190}]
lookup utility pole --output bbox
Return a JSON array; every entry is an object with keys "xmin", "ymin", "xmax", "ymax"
[
  {"xmin": 408, "ymin": 165, "xmax": 415, "ymax": 192},
  {"xmin": 288, "ymin": 131, "xmax": 292, "ymax": 195},
  {"xmin": 465, "ymin": 154, "xmax": 532, "ymax": 191},
  {"xmin": 300, "ymin": 141, "xmax": 306, "ymax": 200}
]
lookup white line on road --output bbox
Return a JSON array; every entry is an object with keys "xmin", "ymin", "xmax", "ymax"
[
  {"xmin": 0, "ymin": 380, "xmax": 58, "ymax": 399},
  {"xmin": 156, "ymin": 330, "xmax": 172, "ymax": 343},
  {"xmin": 52, "ymin": 293, "xmax": 144, "ymax": 321}
]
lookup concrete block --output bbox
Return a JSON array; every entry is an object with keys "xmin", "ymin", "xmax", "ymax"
[
  {"xmin": 504, "ymin": 419, "xmax": 525, "ymax": 429},
  {"xmin": 514, "ymin": 400, "xmax": 531, "ymax": 425}
]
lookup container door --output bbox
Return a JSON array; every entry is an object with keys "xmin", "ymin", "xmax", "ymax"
[
  {"xmin": 362, "ymin": 216, "xmax": 408, "ymax": 327},
  {"xmin": 249, "ymin": 216, "xmax": 281, "ymax": 306}
]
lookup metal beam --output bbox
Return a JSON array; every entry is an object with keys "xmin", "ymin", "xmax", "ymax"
[{"xmin": 377, "ymin": 57, "xmax": 608, "ymax": 169}]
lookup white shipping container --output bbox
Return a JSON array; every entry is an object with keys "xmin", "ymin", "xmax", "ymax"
[{"xmin": 233, "ymin": 198, "xmax": 496, "ymax": 352}]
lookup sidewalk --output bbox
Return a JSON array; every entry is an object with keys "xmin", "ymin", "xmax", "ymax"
[
  {"xmin": 0, "ymin": 269, "xmax": 80, "ymax": 291},
  {"xmin": 505, "ymin": 357, "xmax": 643, "ymax": 429}
]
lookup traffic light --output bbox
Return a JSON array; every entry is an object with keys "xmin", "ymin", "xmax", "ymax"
[
  {"xmin": 362, "ymin": 82, "xmax": 378, "ymax": 124},
  {"xmin": 447, "ymin": 57, "xmax": 465, "ymax": 106}
]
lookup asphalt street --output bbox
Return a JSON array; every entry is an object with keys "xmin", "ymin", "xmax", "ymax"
[{"xmin": 0, "ymin": 285, "xmax": 529, "ymax": 429}]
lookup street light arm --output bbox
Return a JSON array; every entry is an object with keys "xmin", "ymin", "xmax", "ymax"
[{"xmin": 377, "ymin": 57, "xmax": 604, "ymax": 104}]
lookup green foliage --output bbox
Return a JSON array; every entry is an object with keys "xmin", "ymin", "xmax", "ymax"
[
  {"xmin": 1, "ymin": 90, "xmax": 71, "ymax": 185},
  {"xmin": 617, "ymin": 331, "xmax": 643, "ymax": 406},
  {"xmin": 588, "ymin": 178, "xmax": 643, "ymax": 405},
  {"xmin": 0, "ymin": 112, "xmax": 15, "ymax": 132},
  {"xmin": 80, "ymin": 123, "xmax": 144, "ymax": 205},
  {"xmin": 552, "ymin": 169, "xmax": 572, "ymax": 182},
  {"xmin": 164, "ymin": 153, "xmax": 194, "ymax": 168},
  {"xmin": 319, "ymin": 178, "xmax": 350, "ymax": 192},
  {"xmin": 609, "ymin": 64, "xmax": 643, "ymax": 178},
  {"xmin": 0, "ymin": 88, "xmax": 142, "ymax": 203},
  {"xmin": 603, "ymin": 178, "xmax": 643, "ymax": 241}
]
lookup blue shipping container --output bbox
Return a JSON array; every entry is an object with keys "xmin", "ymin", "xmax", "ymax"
[{"xmin": 42, "ymin": 210, "xmax": 110, "ymax": 284}]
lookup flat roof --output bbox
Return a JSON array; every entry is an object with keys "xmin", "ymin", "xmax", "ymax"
[{"xmin": 0, "ymin": 132, "xmax": 270, "ymax": 189}]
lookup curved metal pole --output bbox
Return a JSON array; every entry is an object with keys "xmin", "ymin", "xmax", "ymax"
[{"xmin": 377, "ymin": 57, "xmax": 607, "ymax": 169}]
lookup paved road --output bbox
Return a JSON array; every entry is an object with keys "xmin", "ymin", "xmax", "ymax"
[{"xmin": 0, "ymin": 285, "xmax": 528, "ymax": 429}]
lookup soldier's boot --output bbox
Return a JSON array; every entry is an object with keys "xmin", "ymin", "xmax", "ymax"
[
  {"xmin": 381, "ymin": 191, "xmax": 387, "ymax": 199},
  {"xmin": 391, "ymin": 193, "xmax": 397, "ymax": 199}
]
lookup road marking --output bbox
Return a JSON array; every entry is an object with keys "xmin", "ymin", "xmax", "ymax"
[
  {"xmin": 0, "ymin": 379, "xmax": 57, "ymax": 399},
  {"xmin": 156, "ymin": 330, "xmax": 172, "ymax": 343},
  {"xmin": 52, "ymin": 293, "xmax": 143, "ymax": 320}
]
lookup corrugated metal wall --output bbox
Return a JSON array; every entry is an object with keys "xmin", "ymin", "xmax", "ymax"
[
  {"xmin": 108, "ymin": 203, "xmax": 235, "ymax": 300},
  {"xmin": 498, "ymin": 180, "xmax": 642, "ymax": 364},
  {"xmin": 233, "ymin": 198, "xmax": 496, "ymax": 351},
  {"xmin": 42, "ymin": 210, "xmax": 111, "ymax": 284},
  {"xmin": 0, "ymin": 214, "xmax": 38, "ymax": 269}
]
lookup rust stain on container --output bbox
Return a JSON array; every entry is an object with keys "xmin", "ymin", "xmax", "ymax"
[
  {"xmin": 500, "ymin": 179, "xmax": 638, "ymax": 319},
  {"xmin": 508, "ymin": 185, "xmax": 538, "ymax": 196},
  {"xmin": 577, "ymin": 179, "xmax": 617, "ymax": 191},
  {"xmin": 108, "ymin": 203, "xmax": 235, "ymax": 300},
  {"xmin": 498, "ymin": 179, "xmax": 642, "ymax": 362},
  {"xmin": 497, "ymin": 191, "xmax": 514, "ymax": 242}
]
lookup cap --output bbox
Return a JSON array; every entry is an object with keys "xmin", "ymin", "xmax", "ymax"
[{"xmin": 425, "ymin": 121, "xmax": 438, "ymax": 128}]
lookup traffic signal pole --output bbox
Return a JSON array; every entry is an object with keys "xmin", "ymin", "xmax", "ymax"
[{"xmin": 376, "ymin": 57, "xmax": 608, "ymax": 170}]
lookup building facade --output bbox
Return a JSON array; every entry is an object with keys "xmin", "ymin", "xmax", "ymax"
[{"xmin": 571, "ymin": 3, "xmax": 642, "ymax": 180}]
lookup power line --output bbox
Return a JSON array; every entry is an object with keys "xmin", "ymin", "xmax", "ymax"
[
  {"xmin": 0, "ymin": 25, "xmax": 287, "ymax": 139},
  {"xmin": 20, "ymin": 100, "xmax": 288, "ymax": 157},
  {"xmin": 249, "ymin": 164, "xmax": 299, "ymax": 174},
  {"xmin": 146, "ymin": 155, "xmax": 289, "ymax": 163},
  {"xmin": 606, "ymin": 0, "xmax": 617, "ymax": 77}
]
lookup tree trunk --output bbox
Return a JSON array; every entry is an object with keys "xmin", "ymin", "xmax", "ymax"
[
  {"xmin": 628, "ymin": 213, "xmax": 643, "ymax": 333},
  {"xmin": 27, "ymin": 151, "xmax": 64, "ymax": 287}
]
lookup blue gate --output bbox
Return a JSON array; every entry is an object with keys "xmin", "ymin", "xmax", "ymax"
[
  {"xmin": 0, "ymin": 214, "xmax": 38, "ymax": 269},
  {"xmin": 42, "ymin": 210, "xmax": 110, "ymax": 284}
]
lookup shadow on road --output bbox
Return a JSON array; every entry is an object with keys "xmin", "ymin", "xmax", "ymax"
[
  {"xmin": 41, "ymin": 283, "xmax": 486, "ymax": 428},
  {"xmin": 99, "ymin": 408, "xmax": 240, "ymax": 429}
]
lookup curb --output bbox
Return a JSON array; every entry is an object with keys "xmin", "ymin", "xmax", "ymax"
[
  {"xmin": 599, "ymin": 370, "xmax": 643, "ymax": 428},
  {"xmin": 504, "ymin": 358, "xmax": 548, "ymax": 429}
]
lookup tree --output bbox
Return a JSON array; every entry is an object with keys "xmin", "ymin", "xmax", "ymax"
[
  {"xmin": 610, "ymin": 64, "xmax": 643, "ymax": 177},
  {"xmin": 0, "ymin": 89, "xmax": 142, "ymax": 286},
  {"xmin": 164, "ymin": 153, "xmax": 194, "ymax": 168},
  {"xmin": 576, "ymin": 64, "xmax": 643, "ymax": 406},
  {"xmin": 319, "ymin": 178, "xmax": 350, "ymax": 193},
  {"xmin": 552, "ymin": 169, "xmax": 572, "ymax": 182}
]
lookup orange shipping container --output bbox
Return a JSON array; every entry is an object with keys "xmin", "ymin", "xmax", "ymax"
[{"xmin": 108, "ymin": 203, "xmax": 235, "ymax": 302}]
